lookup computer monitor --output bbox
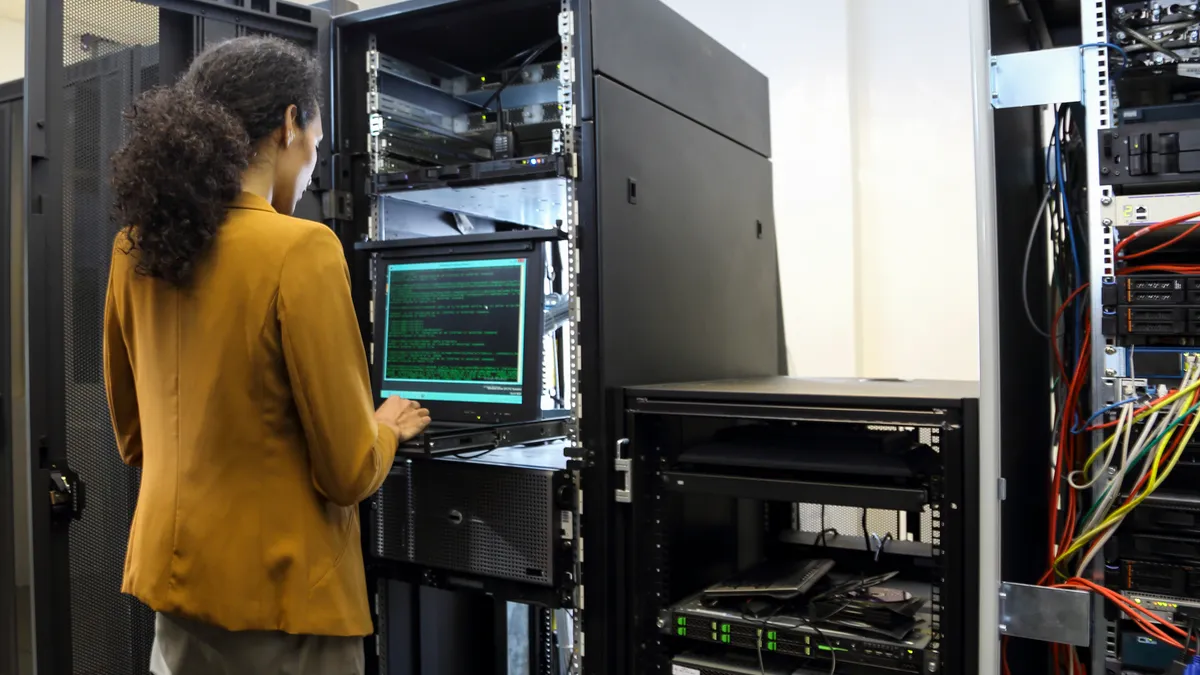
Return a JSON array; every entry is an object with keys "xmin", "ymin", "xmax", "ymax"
[{"xmin": 372, "ymin": 249, "xmax": 545, "ymax": 425}]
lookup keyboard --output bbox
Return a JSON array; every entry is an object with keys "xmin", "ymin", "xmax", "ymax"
[{"xmin": 703, "ymin": 559, "xmax": 835, "ymax": 600}]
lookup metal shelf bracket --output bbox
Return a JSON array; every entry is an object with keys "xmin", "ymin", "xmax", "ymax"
[
  {"xmin": 990, "ymin": 47, "xmax": 1083, "ymax": 109},
  {"xmin": 998, "ymin": 582, "xmax": 1092, "ymax": 647}
]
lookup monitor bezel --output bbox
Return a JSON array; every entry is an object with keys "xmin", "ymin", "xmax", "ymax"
[{"xmin": 371, "ymin": 243, "xmax": 546, "ymax": 426}]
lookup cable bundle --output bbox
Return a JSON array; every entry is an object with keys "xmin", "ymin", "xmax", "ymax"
[{"xmin": 1009, "ymin": 94, "xmax": 1200, "ymax": 675}]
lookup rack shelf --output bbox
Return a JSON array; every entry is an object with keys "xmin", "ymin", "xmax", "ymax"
[{"xmin": 661, "ymin": 470, "xmax": 929, "ymax": 511}]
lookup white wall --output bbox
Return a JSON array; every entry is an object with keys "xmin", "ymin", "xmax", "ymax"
[
  {"xmin": 658, "ymin": 0, "xmax": 982, "ymax": 382},
  {"xmin": 0, "ymin": 0, "xmax": 985, "ymax": 381},
  {"xmin": 325, "ymin": 0, "xmax": 984, "ymax": 380},
  {"xmin": 0, "ymin": 18, "xmax": 22, "ymax": 84}
]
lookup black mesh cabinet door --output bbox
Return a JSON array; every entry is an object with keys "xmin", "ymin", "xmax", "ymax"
[{"xmin": 23, "ymin": 3, "xmax": 328, "ymax": 674}]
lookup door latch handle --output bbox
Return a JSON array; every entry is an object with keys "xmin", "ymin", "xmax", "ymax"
[
  {"xmin": 614, "ymin": 438, "xmax": 632, "ymax": 503},
  {"xmin": 49, "ymin": 462, "xmax": 85, "ymax": 522}
]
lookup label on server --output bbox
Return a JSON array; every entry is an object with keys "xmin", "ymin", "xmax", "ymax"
[
  {"xmin": 671, "ymin": 667, "xmax": 701, "ymax": 675},
  {"xmin": 560, "ymin": 510, "xmax": 573, "ymax": 539}
]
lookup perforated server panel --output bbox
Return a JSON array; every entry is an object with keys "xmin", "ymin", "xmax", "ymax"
[{"xmin": 371, "ymin": 458, "xmax": 575, "ymax": 596}]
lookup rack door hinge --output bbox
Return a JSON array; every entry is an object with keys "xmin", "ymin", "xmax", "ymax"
[
  {"xmin": 989, "ymin": 47, "xmax": 1082, "ymax": 109},
  {"xmin": 998, "ymin": 582, "xmax": 1091, "ymax": 646},
  {"xmin": 614, "ymin": 438, "xmax": 632, "ymax": 503},
  {"xmin": 321, "ymin": 190, "xmax": 354, "ymax": 221}
]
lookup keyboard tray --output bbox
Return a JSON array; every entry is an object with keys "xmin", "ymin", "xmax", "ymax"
[{"xmin": 400, "ymin": 418, "xmax": 569, "ymax": 457}]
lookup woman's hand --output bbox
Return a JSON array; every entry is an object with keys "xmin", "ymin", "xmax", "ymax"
[{"xmin": 375, "ymin": 396, "xmax": 432, "ymax": 442}]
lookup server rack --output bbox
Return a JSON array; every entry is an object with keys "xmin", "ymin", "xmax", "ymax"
[
  {"xmin": 20, "ymin": 1, "xmax": 779, "ymax": 674},
  {"xmin": 336, "ymin": 2, "xmax": 778, "ymax": 673},
  {"xmin": 622, "ymin": 378, "xmax": 981, "ymax": 675},
  {"xmin": 976, "ymin": 0, "xmax": 1200, "ymax": 673}
]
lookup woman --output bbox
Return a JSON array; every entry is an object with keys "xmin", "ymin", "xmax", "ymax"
[{"xmin": 103, "ymin": 36, "xmax": 429, "ymax": 675}]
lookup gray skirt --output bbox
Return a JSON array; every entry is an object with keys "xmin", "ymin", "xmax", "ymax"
[{"xmin": 149, "ymin": 612, "xmax": 365, "ymax": 675}]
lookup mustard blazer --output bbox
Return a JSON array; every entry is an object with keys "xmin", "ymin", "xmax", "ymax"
[{"xmin": 103, "ymin": 192, "xmax": 397, "ymax": 637}]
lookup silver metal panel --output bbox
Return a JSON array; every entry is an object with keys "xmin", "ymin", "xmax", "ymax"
[
  {"xmin": 989, "ymin": 47, "xmax": 1082, "ymax": 109},
  {"xmin": 1104, "ymin": 346, "xmax": 1127, "ymax": 378},
  {"xmin": 1111, "ymin": 192, "xmax": 1200, "ymax": 226},
  {"xmin": 1083, "ymin": 1, "xmax": 1118, "ymax": 672},
  {"xmin": 999, "ymin": 583, "xmax": 1092, "ymax": 646},
  {"xmin": 968, "ymin": 0, "xmax": 1001, "ymax": 671},
  {"xmin": 380, "ymin": 177, "xmax": 569, "ymax": 229}
]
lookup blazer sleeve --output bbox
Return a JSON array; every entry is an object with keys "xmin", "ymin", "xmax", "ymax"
[
  {"xmin": 278, "ymin": 226, "xmax": 398, "ymax": 507},
  {"xmin": 103, "ymin": 242, "xmax": 143, "ymax": 468}
]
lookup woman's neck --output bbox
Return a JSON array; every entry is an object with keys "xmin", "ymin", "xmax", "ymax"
[{"xmin": 240, "ymin": 166, "xmax": 274, "ymax": 204}]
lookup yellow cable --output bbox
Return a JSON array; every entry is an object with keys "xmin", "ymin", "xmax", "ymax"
[
  {"xmin": 1056, "ymin": 394, "xmax": 1200, "ymax": 566},
  {"xmin": 1079, "ymin": 377, "xmax": 1200, "ymax": 479}
]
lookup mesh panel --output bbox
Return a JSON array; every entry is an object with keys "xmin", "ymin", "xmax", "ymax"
[
  {"xmin": 62, "ymin": 2, "xmax": 159, "ymax": 673},
  {"xmin": 373, "ymin": 469, "xmax": 413, "ymax": 562},
  {"xmin": 412, "ymin": 462, "xmax": 556, "ymax": 585},
  {"xmin": 791, "ymin": 426, "xmax": 942, "ymax": 547}
]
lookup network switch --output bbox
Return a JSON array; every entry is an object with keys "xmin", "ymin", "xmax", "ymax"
[{"xmin": 663, "ymin": 591, "xmax": 937, "ymax": 674}]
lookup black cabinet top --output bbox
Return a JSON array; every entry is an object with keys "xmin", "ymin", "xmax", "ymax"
[{"xmin": 626, "ymin": 376, "xmax": 980, "ymax": 408}]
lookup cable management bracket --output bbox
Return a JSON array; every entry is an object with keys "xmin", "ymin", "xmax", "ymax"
[
  {"xmin": 998, "ymin": 582, "xmax": 1093, "ymax": 647},
  {"xmin": 990, "ymin": 46, "xmax": 1083, "ymax": 109}
]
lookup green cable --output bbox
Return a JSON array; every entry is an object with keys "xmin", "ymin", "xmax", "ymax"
[{"xmin": 1073, "ymin": 399, "xmax": 1200, "ymax": 548}]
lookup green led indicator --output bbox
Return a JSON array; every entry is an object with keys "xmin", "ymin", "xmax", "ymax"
[
  {"xmin": 767, "ymin": 630, "xmax": 777, "ymax": 640},
  {"xmin": 676, "ymin": 627, "xmax": 686, "ymax": 636},
  {"xmin": 721, "ymin": 635, "xmax": 731, "ymax": 644},
  {"xmin": 767, "ymin": 641, "xmax": 777, "ymax": 651},
  {"xmin": 676, "ymin": 617, "xmax": 685, "ymax": 626},
  {"xmin": 721, "ymin": 624, "xmax": 731, "ymax": 634},
  {"xmin": 818, "ymin": 645, "xmax": 848, "ymax": 653}
]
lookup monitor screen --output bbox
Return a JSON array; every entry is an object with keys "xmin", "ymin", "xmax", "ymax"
[{"xmin": 375, "ymin": 253, "xmax": 542, "ymax": 423}]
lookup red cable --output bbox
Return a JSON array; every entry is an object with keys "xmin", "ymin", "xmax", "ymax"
[
  {"xmin": 1050, "ymin": 285, "xmax": 1089, "ymax": 382},
  {"xmin": 1114, "ymin": 209, "xmax": 1200, "ymax": 256},
  {"xmin": 1086, "ymin": 389, "xmax": 1176, "ymax": 431},
  {"xmin": 1019, "ymin": 217, "xmax": 1200, "ymax": 675},
  {"xmin": 1123, "ymin": 221, "xmax": 1200, "ymax": 260},
  {"xmin": 1051, "ymin": 319, "xmax": 1090, "ymax": 564}
]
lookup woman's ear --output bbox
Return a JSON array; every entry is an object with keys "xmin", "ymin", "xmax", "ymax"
[{"xmin": 283, "ymin": 104, "xmax": 300, "ymax": 147}]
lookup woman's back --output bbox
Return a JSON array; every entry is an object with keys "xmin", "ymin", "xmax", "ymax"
[
  {"xmin": 102, "ymin": 38, "xmax": 428, "ymax": 674},
  {"xmin": 105, "ymin": 192, "xmax": 392, "ymax": 636}
]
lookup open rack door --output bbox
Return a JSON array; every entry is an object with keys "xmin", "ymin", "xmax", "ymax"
[{"xmin": 23, "ymin": 2, "xmax": 330, "ymax": 673}]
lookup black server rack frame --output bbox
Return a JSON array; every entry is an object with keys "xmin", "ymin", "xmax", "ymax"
[
  {"xmin": 336, "ymin": 2, "xmax": 780, "ymax": 674},
  {"xmin": 621, "ymin": 378, "xmax": 981, "ymax": 675},
  {"xmin": 1080, "ymin": 2, "xmax": 1200, "ymax": 673}
]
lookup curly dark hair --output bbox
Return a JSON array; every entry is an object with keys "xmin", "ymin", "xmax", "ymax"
[{"xmin": 111, "ymin": 36, "xmax": 323, "ymax": 285}]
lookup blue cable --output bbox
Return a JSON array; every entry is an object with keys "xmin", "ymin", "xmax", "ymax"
[
  {"xmin": 1184, "ymin": 654, "xmax": 1200, "ymax": 675},
  {"xmin": 1079, "ymin": 42, "xmax": 1130, "ymax": 70},
  {"xmin": 1054, "ymin": 111, "xmax": 1083, "ymax": 371},
  {"xmin": 1072, "ymin": 396, "xmax": 1140, "ymax": 434}
]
